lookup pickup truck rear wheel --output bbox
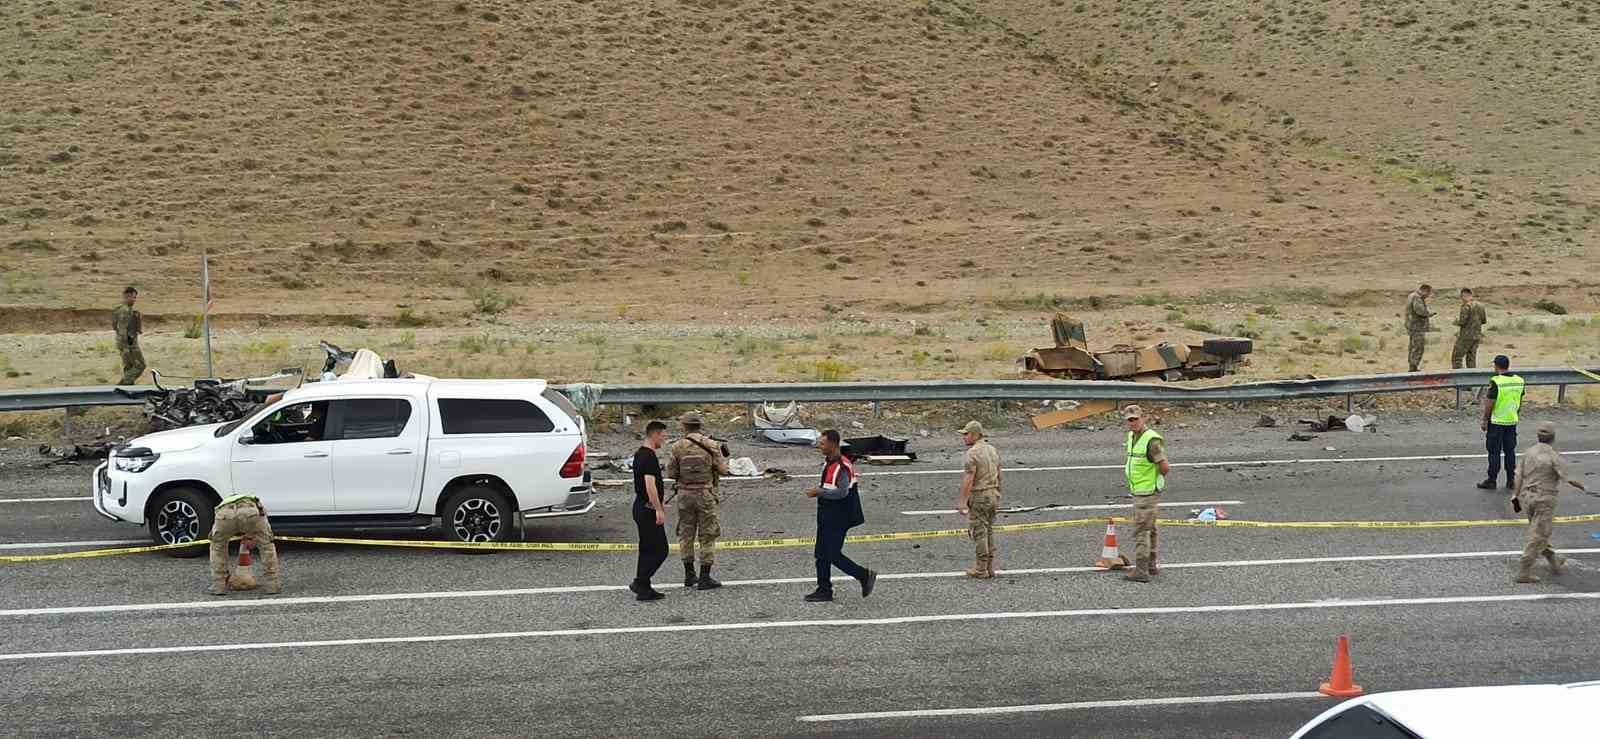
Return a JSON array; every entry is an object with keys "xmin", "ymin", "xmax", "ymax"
[
  {"xmin": 148, "ymin": 486, "xmax": 213, "ymax": 558},
  {"xmin": 442, "ymin": 486, "xmax": 513, "ymax": 552}
]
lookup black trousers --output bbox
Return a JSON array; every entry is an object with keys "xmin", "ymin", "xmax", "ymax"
[
  {"xmin": 633, "ymin": 501, "xmax": 668, "ymax": 585},
  {"xmin": 1486, "ymin": 423, "xmax": 1518, "ymax": 483},
  {"xmin": 814, "ymin": 522, "xmax": 866, "ymax": 592}
]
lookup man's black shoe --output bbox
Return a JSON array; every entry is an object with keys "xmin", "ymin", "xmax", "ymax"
[
  {"xmin": 696, "ymin": 564, "xmax": 722, "ymax": 590},
  {"xmin": 804, "ymin": 589, "xmax": 834, "ymax": 602},
  {"xmin": 1504, "ymin": 479, "xmax": 1515, "ymax": 491},
  {"xmin": 636, "ymin": 588, "xmax": 665, "ymax": 602},
  {"xmin": 628, "ymin": 581, "xmax": 642, "ymax": 596},
  {"xmin": 684, "ymin": 562, "xmax": 698, "ymax": 589},
  {"xmin": 860, "ymin": 569, "xmax": 878, "ymax": 598},
  {"xmin": 1476, "ymin": 479, "xmax": 1496, "ymax": 490}
]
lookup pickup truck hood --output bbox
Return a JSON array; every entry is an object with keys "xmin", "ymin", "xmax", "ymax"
[{"xmin": 128, "ymin": 424, "xmax": 225, "ymax": 455}]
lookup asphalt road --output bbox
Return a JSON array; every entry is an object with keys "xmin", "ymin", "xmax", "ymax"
[{"xmin": 3, "ymin": 409, "xmax": 1599, "ymax": 738}]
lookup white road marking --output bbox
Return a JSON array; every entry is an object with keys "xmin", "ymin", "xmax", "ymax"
[
  {"xmin": 5, "ymin": 548, "xmax": 1596, "ymax": 619},
  {"xmin": 0, "ymin": 497, "xmax": 92, "ymax": 504},
  {"xmin": 901, "ymin": 499, "xmax": 1243, "ymax": 516},
  {"xmin": 798, "ymin": 690, "xmax": 1327, "ymax": 722},
  {"xmin": 5, "ymin": 591, "xmax": 1598, "ymax": 662},
  {"xmin": 0, "ymin": 539, "xmax": 146, "ymax": 551}
]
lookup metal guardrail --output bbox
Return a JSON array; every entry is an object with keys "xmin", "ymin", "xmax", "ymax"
[
  {"xmin": 3, "ymin": 368, "xmax": 1594, "ymax": 413},
  {"xmin": 0, "ymin": 386, "xmax": 151, "ymax": 412},
  {"xmin": 592, "ymin": 368, "xmax": 1598, "ymax": 406}
]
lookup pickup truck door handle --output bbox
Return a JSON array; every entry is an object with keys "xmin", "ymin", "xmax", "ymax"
[
  {"xmin": 304, "ymin": 452, "xmax": 330, "ymax": 459},
  {"xmin": 386, "ymin": 449, "xmax": 414, "ymax": 456}
]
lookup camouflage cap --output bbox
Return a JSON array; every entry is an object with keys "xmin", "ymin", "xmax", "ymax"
[
  {"xmin": 1122, "ymin": 404, "xmax": 1145, "ymax": 420},
  {"xmin": 1536, "ymin": 421, "xmax": 1555, "ymax": 435},
  {"xmin": 678, "ymin": 411, "xmax": 704, "ymax": 426},
  {"xmin": 959, "ymin": 420, "xmax": 985, "ymax": 437}
]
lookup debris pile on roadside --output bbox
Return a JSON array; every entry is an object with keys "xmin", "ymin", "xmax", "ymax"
[
  {"xmin": 753, "ymin": 401, "xmax": 820, "ymax": 445},
  {"xmin": 1020, "ymin": 314, "xmax": 1253, "ymax": 382}
]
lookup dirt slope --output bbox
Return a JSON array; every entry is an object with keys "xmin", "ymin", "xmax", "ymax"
[{"xmin": 0, "ymin": 0, "xmax": 1549, "ymax": 326}]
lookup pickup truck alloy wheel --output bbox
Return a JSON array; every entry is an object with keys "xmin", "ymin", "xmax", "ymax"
[
  {"xmin": 444, "ymin": 487, "xmax": 511, "ymax": 545},
  {"xmin": 148, "ymin": 487, "xmax": 213, "ymax": 558}
]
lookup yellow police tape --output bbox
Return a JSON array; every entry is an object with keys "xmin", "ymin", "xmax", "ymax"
[{"xmin": 7, "ymin": 513, "xmax": 1600, "ymax": 563}]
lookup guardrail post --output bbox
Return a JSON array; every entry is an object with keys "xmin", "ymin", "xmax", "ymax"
[
  {"xmin": 1558, "ymin": 384, "xmax": 1567, "ymax": 405},
  {"xmin": 1455, "ymin": 387, "xmax": 1462, "ymax": 411},
  {"xmin": 63, "ymin": 406, "xmax": 85, "ymax": 440},
  {"xmin": 1344, "ymin": 394, "xmax": 1353, "ymax": 414},
  {"xmin": 872, "ymin": 401, "xmax": 882, "ymax": 419}
]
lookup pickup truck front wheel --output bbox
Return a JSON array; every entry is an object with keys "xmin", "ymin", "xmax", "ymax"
[
  {"xmin": 148, "ymin": 486, "xmax": 214, "ymax": 559},
  {"xmin": 442, "ymin": 486, "xmax": 513, "ymax": 551}
]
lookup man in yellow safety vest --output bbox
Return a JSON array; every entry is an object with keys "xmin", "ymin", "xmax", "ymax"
[
  {"xmin": 1121, "ymin": 405, "xmax": 1171, "ymax": 583},
  {"xmin": 1477, "ymin": 355, "xmax": 1524, "ymax": 491}
]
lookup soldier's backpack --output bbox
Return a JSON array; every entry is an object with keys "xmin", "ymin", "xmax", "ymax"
[{"xmin": 676, "ymin": 437, "xmax": 716, "ymax": 486}]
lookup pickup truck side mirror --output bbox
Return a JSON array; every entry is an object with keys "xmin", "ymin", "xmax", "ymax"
[{"xmin": 237, "ymin": 432, "xmax": 255, "ymax": 445}]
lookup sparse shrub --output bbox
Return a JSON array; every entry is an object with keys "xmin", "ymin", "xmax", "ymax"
[
  {"xmin": 1534, "ymin": 299, "xmax": 1568, "ymax": 315},
  {"xmin": 396, "ymin": 306, "xmax": 430, "ymax": 327},
  {"xmin": 1183, "ymin": 319, "xmax": 1214, "ymax": 333},
  {"xmin": 814, "ymin": 358, "xmax": 854, "ymax": 382},
  {"xmin": 467, "ymin": 286, "xmax": 517, "ymax": 315},
  {"xmin": 183, "ymin": 315, "xmax": 203, "ymax": 339}
]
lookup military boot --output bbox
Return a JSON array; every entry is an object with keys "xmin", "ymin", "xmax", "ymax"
[
  {"xmin": 263, "ymin": 571, "xmax": 282, "ymax": 595},
  {"xmin": 696, "ymin": 564, "xmax": 721, "ymax": 590},
  {"xmin": 965, "ymin": 565, "xmax": 992, "ymax": 580},
  {"xmin": 1546, "ymin": 552, "xmax": 1566, "ymax": 575},
  {"xmin": 210, "ymin": 578, "xmax": 228, "ymax": 596},
  {"xmin": 1123, "ymin": 559, "xmax": 1151, "ymax": 583},
  {"xmin": 1515, "ymin": 564, "xmax": 1540, "ymax": 584},
  {"xmin": 683, "ymin": 561, "xmax": 698, "ymax": 589}
]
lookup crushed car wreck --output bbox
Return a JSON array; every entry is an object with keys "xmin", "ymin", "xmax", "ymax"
[{"xmin": 1020, "ymin": 313, "xmax": 1253, "ymax": 382}]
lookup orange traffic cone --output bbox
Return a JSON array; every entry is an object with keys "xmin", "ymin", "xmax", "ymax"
[
  {"xmin": 1318, "ymin": 634, "xmax": 1365, "ymax": 698},
  {"xmin": 1093, "ymin": 518, "xmax": 1130, "ymax": 570},
  {"xmin": 237, "ymin": 537, "xmax": 254, "ymax": 568}
]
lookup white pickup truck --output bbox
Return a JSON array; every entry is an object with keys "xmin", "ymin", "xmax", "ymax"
[{"xmin": 94, "ymin": 378, "xmax": 593, "ymax": 553}]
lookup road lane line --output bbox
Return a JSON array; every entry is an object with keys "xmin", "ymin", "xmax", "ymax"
[
  {"xmin": 5, "ymin": 592, "xmax": 1598, "ymax": 662},
  {"xmin": 6, "ymin": 548, "xmax": 1597, "ymax": 618},
  {"xmin": 0, "ymin": 497, "xmax": 92, "ymax": 504},
  {"xmin": 901, "ymin": 499, "xmax": 1242, "ymax": 516},
  {"xmin": 797, "ymin": 690, "xmax": 1328, "ymax": 722},
  {"xmin": 0, "ymin": 539, "xmax": 146, "ymax": 550}
]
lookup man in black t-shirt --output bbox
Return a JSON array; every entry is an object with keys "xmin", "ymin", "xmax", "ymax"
[{"xmin": 630, "ymin": 421, "xmax": 670, "ymax": 601}]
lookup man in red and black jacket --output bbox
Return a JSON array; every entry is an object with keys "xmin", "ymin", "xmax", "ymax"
[{"xmin": 804, "ymin": 429, "xmax": 878, "ymax": 602}]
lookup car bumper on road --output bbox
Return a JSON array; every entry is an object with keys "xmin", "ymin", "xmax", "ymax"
[
  {"xmin": 522, "ymin": 487, "xmax": 596, "ymax": 519},
  {"xmin": 91, "ymin": 461, "xmax": 137, "ymax": 524}
]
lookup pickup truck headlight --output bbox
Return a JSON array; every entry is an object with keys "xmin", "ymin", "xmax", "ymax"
[{"xmin": 113, "ymin": 453, "xmax": 160, "ymax": 473}]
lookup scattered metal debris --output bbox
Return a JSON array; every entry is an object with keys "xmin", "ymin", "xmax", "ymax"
[
  {"xmin": 1020, "ymin": 313, "xmax": 1253, "ymax": 381},
  {"xmin": 842, "ymin": 435, "xmax": 916, "ymax": 462},
  {"xmin": 753, "ymin": 402, "xmax": 821, "ymax": 445}
]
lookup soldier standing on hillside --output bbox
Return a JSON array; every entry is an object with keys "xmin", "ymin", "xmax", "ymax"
[
  {"xmin": 1404, "ymin": 283, "xmax": 1435, "ymax": 372},
  {"xmin": 112, "ymin": 286, "xmax": 146, "ymax": 385},
  {"xmin": 1452, "ymin": 288, "xmax": 1488, "ymax": 369},
  {"xmin": 668, "ymin": 412, "xmax": 730, "ymax": 590}
]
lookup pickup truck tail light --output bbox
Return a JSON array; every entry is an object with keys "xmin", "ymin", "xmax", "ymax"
[{"xmin": 559, "ymin": 442, "xmax": 586, "ymax": 479}]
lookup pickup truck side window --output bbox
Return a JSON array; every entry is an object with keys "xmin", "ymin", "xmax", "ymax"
[
  {"xmin": 329, "ymin": 398, "xmax": 413, "ymax": 441},
  {"xmin": 249, "ymin": 401, "xmax": 330, "ymax": 445},
  {"xmin": 438, "ymin": 398, "xmax": 555, "ymax": 434}
]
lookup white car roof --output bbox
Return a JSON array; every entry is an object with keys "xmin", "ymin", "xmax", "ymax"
[
  {"xmin": 1294, "ymin": 683, "xmax": 1598, "ymax": 739},
  {"xmin": 282, "ymin": 378, "xmax": 549, "ymax": 402}
]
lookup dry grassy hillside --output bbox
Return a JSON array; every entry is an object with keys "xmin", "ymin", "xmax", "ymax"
[
  {"xmin": 985, "ymin": 0, "xmax": 1598, "ymax": 249},
  {"xmin": 1, "ymin": 0, "xmax": 1595, "ymax": 396},
  {"xmin": 0, "ymin": 0, "xmax": 1537, "ymax": 322}
]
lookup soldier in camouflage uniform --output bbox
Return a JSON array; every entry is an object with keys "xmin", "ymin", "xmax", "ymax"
[
  {"xmin": 1512, "ymin": 422, "xmax": 1590, "ymax": 584},
  {"xmin": 1404, "ymin": 284, "xmax": 1434, "ymax": 372},
  {"xmin": 1451, "ymin": 288, "xmax": 1488, "ymax": 369},
  {"xmin": 955, "ymin": 420, "xmax": 1002, "ymax": 579},
  {"xmin": 112, "ymin": 286, "xmax": 146, "ymax": 385},
  {"xmin": 208, "ymin": 494, "xmax": 282, "ymax": 595},
  {"xmin": 668, "ymin": 412, "xmax": 730, "ymax": 590}
]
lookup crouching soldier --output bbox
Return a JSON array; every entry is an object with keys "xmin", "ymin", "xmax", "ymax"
[{"xmin": 209, "ymin": 494, "xmax": 281, "ymax": 595}]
